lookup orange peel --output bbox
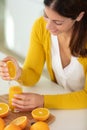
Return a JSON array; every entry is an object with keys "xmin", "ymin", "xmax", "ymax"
[
  {"xmin": 30, "ymin": 121, "xmax": 50, "ymax": 130},
  {"xmin": 7, "ymin": 61, "xmax": 16, "ymax": 79}
]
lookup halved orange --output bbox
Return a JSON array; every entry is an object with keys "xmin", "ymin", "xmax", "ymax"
[
  {"xmin": 0, "ymin": 103, "xmax": 9, "ymax": 117},
  {"xmin": 7, "ymin": 61, "xmax": 16, "ymax": 79},
  {"xmin": 30, "ymin": 121, "xmax": 50, "ymax": 130},
  {"xmin": 4, "ymin": 124, "xmax": 22, "ymax": 130},
  {"xmin": 10, "ymin": 116, "xmax": 28, "ymax": 129},
  {"xmin": 31, "ymin": 108, "xmax": 50, "ymax": 121},
  {"xmin": 0, "ymin": 117, "xmax": 5, "ymax": 130}
]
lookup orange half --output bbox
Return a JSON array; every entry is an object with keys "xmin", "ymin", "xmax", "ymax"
[
  {"xmin": 10, "ymin": 116, "xmax": 28, "ymax": 129},
  {"xmin": 31, "ymin": 108, "xmax": 50, "ymax": 121},
  {"xmin": 0, "ymin": 117, "xmax": 5, "ymax": 130},
  {"xmin": 4, "ymin": 124, "xmax": 22, "ymax": 130},
  {"xmin": 30, "ymin": 121, "xmax": 50, "ymax": 130},
  {"xmin": 0, "ymin": 103, "xmax": 9, "ymax": 117},
  {"xmin": 7, "ymin": 61, "xmax": 16, "ymax": 79}
]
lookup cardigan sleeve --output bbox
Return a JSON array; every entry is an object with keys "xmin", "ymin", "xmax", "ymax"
[
  {"xmin": 44, "ymin": 72, "xmax": 87, "ymax": 109},
  {"xmin": 18, "ymin": 17, "xmax": 46, "ymax": 86}
]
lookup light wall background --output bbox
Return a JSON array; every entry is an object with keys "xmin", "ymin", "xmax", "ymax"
[{"xmin": 4, "ymin": 0, "xmax": 44, "ymax": 58}]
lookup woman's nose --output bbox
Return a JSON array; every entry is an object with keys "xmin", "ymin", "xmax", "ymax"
[{"xmin": 46, "ymin": 19, "xmax": 54, "ymax": 30}]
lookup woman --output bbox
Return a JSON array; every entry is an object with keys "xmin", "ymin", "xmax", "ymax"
[{"xmin": 0, "ymin": 0, "xmax": 87, "ymax": 111}]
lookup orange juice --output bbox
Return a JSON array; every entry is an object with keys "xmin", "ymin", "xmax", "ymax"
[{"xmin": 9, "ymin": 86, "xmax": 22, "ymax": 112}]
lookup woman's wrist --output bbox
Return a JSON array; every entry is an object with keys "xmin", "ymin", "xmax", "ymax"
[
  {"xmin": 15, "ymin": 67, "xmax": 22, "ymax": 80},
  {"xmin": 41, "ymin": 95, "xmax": 44, "ymax": 107}
]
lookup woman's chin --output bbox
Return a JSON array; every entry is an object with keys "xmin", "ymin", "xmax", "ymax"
[
  {"xmin": 51, "ymin": 32, "xmax": 58, "ymax": 35},
  {"xmin": 50, "ymin": 30, "xmax": 59, "ymax": 35}
]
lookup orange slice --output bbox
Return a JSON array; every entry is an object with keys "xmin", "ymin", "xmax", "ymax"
[
  {"xmin": 31, "ymin": 108, "xmax": 50, "ymax": 121},
  {"xmin": 30, "ymin": 121, "xmax": 50, "ymax": 130},
  {"xmin": 0, "ymin": 117, "xmax": 5, "ymax": 130},
  {"xmin": 7, "ymin": 61, "xmax": 16, "ymax": 79},
  {"xmin": 10, "ymin": 116, "xmax": 28, "ymax": 129},
  {"xmin": 4, "ymin": 124, "xmax": 22, "ymax": 130},
  {"xmin": 0, "ymin": 103, "xmax": 9, "ymax": 117}
]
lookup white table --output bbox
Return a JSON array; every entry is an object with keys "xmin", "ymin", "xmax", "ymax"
[{"xmin": 0, "ymin": 52, "xmax": 87, "ymax": 130}]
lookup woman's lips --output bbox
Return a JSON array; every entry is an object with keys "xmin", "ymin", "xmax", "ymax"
[{"xmin": 50, "ymin": 30, "xmax": 58, "ymax": 33}]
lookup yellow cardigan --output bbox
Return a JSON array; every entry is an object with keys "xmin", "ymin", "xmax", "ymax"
[{"xmin": 19, "ymin": 16, "xmax": 87, "ymax": 109}]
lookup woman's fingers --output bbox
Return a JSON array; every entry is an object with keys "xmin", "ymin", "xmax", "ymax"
[
  {"xmin": 12, "ymin": 97, "xmax": 30, "ymax": 106},
  {"xmin": 14, "ymin": 107, "xmax": 33, "ymax": 112},
  {"xmin": 12, "ymin": 93, "xmax": 44, "ymax": 111},
  {"xmin": 12, "ymin": 97, "xmax": 35, "ymax": 111},
  {"xmin": 0, "ymin": 61, "xmax": 10, "ymax": 79}
]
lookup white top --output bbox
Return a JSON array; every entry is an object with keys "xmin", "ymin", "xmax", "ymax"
[{"xmin": 51, "ymin": 35, "xmax": 85, "ymax": 91}]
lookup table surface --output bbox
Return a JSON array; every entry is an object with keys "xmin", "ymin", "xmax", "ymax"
[{"xmin": 0, "ymin": 52, "xmax": 87, "ymax": 130}]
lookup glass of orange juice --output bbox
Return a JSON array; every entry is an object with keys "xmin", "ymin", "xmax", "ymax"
[
  {"xmin": 7, "ymin": 60, "xmax": 22, "ymax": 112},
  {"xmin": 9, "ymin": 81, "xmax": 22, "ymax": 112}
]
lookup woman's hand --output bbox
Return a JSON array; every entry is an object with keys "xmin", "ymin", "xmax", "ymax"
[
  {"xmin": 0, "ymin": 56, "xmax": 22, "ymax": 80},
  {"xmin": 12, "ymin": 93, "xmax": 44, "ymax": 112}
]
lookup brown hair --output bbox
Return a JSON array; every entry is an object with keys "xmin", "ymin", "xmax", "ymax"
[{"xmin": 44, "ymin": 0, "xmax": 87, "ymax": 57}]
